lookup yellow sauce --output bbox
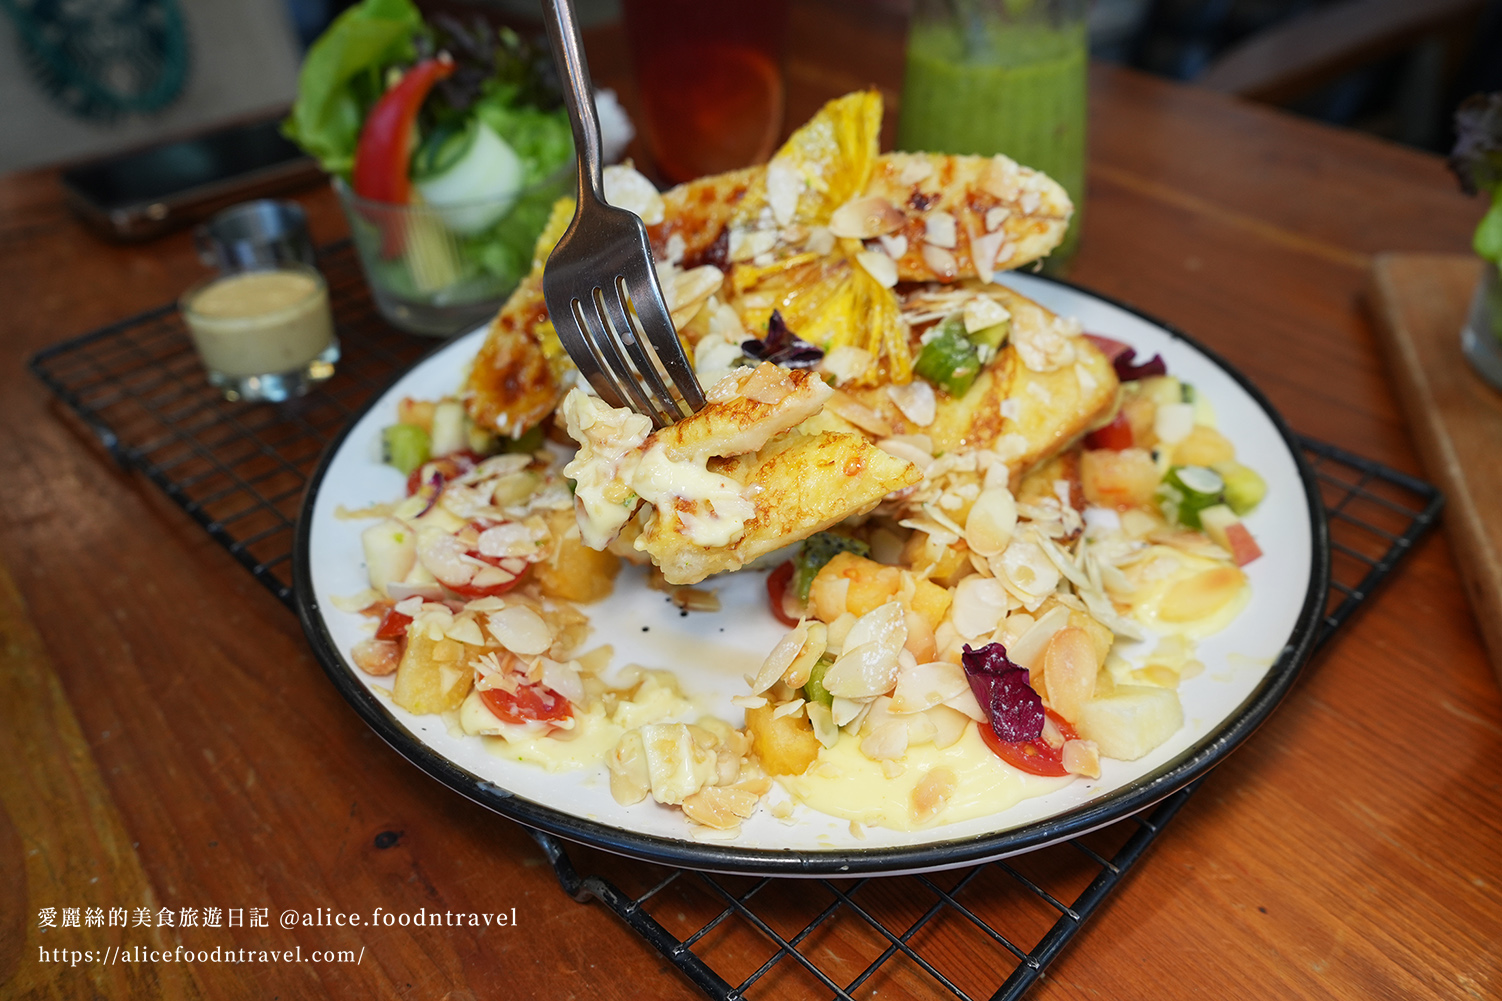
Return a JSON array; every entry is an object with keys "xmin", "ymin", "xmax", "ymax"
[
  {"xmin": 1124, "ymin": 546, "xmax": 1251, "ymax": 638},
  {"xmin": 782, "ymin": 723, "xmax": 1073, "ymax": 831},
  {"xmin": 182, "ymin": 269, "xmax": 333, "ymax": 378}
]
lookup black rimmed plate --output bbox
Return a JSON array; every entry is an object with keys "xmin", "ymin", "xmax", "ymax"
[{"xmin": 294, "ymin": 272, "xmax": 1330, "ymax": 876}]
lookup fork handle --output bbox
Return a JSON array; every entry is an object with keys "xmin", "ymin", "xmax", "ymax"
[{"xmin": 541, "ymin": 0, "xmax": 605, "ymax": 204}]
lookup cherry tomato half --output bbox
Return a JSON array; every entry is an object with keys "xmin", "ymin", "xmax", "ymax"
[
  {"xmin": 1083, "ymin": 410, "xmax": 1133, "ymax": 451},
  {"xmin": 479, "ymin": 684, "xmax": 573, "ymax": 726},
  {"xmin": 978, "ymin": 708, "xmax": 1080, "ymax": 777},
  {"xmin": 766, "ymin": 561, "xmax": 801, "ymax": 628},
  {"xmin": 374, "ymin": 607, "xmax": 413, "ymax": 640}
]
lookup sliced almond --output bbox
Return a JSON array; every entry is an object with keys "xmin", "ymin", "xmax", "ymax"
[
  {"xmin": 829, "ymin": 196, "xmax": 905, "ymax": 239},
  {"xmin": 921, "ymin": 244, "xmax": 957, "ymax": 280},
  {"xmin": 856, "ymin": 250, "xmax": 899, "ymax": 289},
  {"xmin": 924, "ymin": 211, "xmax": 957, "ymax": 249}
]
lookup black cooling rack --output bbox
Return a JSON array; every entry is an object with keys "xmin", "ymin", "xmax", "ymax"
[{"xmin": 29, "ymin": 242, "xmax": 1443, "ymax": 1001}]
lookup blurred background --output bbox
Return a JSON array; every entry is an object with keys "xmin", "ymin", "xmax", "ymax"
[{"xmin": 3, "ymin": 0, "xmax": 1500, "ymax": 173}]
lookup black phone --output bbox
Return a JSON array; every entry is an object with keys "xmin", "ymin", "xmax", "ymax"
[{"xmin": 60, "ymin": 116, "xmax": 324, "ymax": 241}]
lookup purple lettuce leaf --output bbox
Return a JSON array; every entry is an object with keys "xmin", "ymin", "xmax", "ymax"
[
  {"xmin": 961, "ymin": 643, "xmax": 1045, "ymax": 743},
  {"xmin": 1113, "ymin": 349, "xmax": 1167, "ymax": 382},
  {"xmin": 742, "ymin": 310, "xmax": 824, "ymax": 368}
]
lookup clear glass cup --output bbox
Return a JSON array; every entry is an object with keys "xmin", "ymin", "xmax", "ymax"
[
  {"xmin": 180, "ymin": 265, "xmax": 339, "ymax": 402},
  {"xmin": 335, "ymin": 166, "xmax": 573, "ymax": 337},
  {"xmin": 1461, "ymin": 261, "xmax": 1502, "ymax": 391},
  {"xmin": 622, "ymin": 0, "xmax": 788, "ymax": 185},
  {"xmin": 897, "ymin": 0, "xmax": 1087, "ymax": 272}
]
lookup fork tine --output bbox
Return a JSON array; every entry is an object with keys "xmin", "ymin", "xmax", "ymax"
[
  {"xmin": 550, "ymin": 293, "xmax": 630, "ymax": 410},
  {"xmin": 600, "ymin": 279, "xmax": 686, "ymax": 427},
  {"xmin": 574, "ymin": 291, "xmax": 662, "ymax": 420},
  {"xmin": 619, "ymin": 261, "xmax": 707, "ymax": 412}
]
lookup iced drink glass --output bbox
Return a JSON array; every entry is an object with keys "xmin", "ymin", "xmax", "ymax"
[{"xmin": 622, "ymin": 0, "xmax": 789, "ymax": 184}]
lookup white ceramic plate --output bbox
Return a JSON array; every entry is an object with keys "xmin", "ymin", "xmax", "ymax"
[{"xmin": 295, "ymin": 273, "xmax": 1329, "ymax": 876}]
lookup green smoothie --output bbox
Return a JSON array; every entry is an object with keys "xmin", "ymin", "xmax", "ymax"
[{"xmin": 897, "ymin": 16, "xmax": 1087, "ymax": 269}]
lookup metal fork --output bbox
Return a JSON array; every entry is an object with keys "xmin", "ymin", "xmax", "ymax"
[{"xmin": 539, "ymin": 0, "xmax": 706, "ymax": 428}]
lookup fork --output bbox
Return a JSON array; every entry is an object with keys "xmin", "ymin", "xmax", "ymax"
[{"xmin": 539, "ymin": 0, "xmax": 706, "ymax": 428}]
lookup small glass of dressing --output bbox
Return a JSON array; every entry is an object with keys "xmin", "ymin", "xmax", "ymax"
[{"xmin": 180, "ymin": 265, "xmax": 339, "ymax": 402}]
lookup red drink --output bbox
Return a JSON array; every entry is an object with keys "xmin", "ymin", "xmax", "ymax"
[{"xmin": 622, "ymin": 0, "xmax": 788, "ymax": 184}]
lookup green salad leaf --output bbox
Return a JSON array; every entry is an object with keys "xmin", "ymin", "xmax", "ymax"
[{"xmin": 283, "ymin": 0, "xmax": 423, "ymax": 177}]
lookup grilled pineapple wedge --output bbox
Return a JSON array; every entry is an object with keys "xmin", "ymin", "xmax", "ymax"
[{"xmin": 562, "ymin": 365, "xmax": 921, "ymax": 585}]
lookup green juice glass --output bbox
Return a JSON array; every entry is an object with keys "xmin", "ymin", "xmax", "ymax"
[{"xmin": 897, "ymin": 0, "xmax": 1087, "ymax": 272}]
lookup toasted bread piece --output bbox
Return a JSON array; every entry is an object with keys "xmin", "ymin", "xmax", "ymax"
[
  {"xmin": 643, "ymin": 431, "xmax": 921, "ymax": 584},
  {"xmin": 462, "ymin": 274, "xmax": 560, "ymax": 437},
  {"xmin": 562, "ymin": 367, "xmax": 921, "ymax": 584},
  {"xmin": 839, "ymin": 288, "xmax": 1117, "ymax": 468}
]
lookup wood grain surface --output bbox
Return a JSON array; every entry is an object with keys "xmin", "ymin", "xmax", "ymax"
[
  {"xmin": 1369, "ymin": 253, "xmax": 1502, "ymax": 685},
  {"xmin": 2, "ymin": 5, "xmax": 1500, "ymax": 999}
]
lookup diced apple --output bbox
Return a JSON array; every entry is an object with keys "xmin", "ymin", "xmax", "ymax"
[
  {"xmin": 1081, "ymin": 447, "xmax": 1160, "ymax": 509},
  {"xmin": 1075, "ymin": 685, "xmax": 1184, "ymax": 761},
  {"xmin": 1199, "ymin": 505, "xmax": 1264, "ymax": 566},
  {"xmin": 392, "ymin": 630, "xmax": 477, "ymax": 714},
  {"xmin": 361, "ymin": 519, "xmax": 417, "ymax": 594},
  {"xmin": 429, "ymin": 399, "xmax": 469, "ymax": 457}
]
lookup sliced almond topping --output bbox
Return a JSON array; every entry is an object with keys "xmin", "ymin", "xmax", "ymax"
[
  {"xmin": 829, "ymin": 196, "xmax": 905, "ymax": 239},
  {"xmin": 827, "ymin": 390, "xmax": 895, "ymax": 437},
  {"xmin": 855, "ymin": 250, "xmax": 899, "ymax": 289},
  {"xmin": 924, "ymin": 211, "xmax": 957, "ymax": 249},
  {"xmin": 921, "ymin": 244, "xmax": 957, "ymax": 280}
]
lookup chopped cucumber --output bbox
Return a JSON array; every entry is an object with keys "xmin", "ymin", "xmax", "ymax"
[
  {"xmin": 1157, "ymin": 465, "xmax": 1225, "ymax": 529},
  {"xmin": 804, "ymin": 655, "xmax": 836, "ymax": 708},
  {"xmin": 968, "ymin": 318, "xmax": 1010, "ymax": 352},
  {"xmin": 382, "ymin": 423, "xmax": 430, "ymax": 476},
  {"xmin": 1180, "ymin": 382, "xmax": 1196, "ymax": 403},
  {"xmin": 429, "ymin": 400, "xmax": 468, "ymax": 457},
  {"xmin": 414, "ymin": 120, "xmax": 525, "ymax": 235},
  {"xmin": 1213, "ymin": 460, "xmax": 1268, "ymax": 515},
  {"xmin": 915, "ymin": 316, "xmax": 981, "ymax": 397},
  {"xmin": 1140, "ymin": 375, "xmax": 1183, "ymax": 407}
]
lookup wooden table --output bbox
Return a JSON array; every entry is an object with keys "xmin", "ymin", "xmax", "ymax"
[{"xmin": 2, "ymin": 5, "xmax": 1498, "ymax": 999}]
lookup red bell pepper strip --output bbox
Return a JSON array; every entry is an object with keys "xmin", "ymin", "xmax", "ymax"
[{"xmin": 351, "ymin": 54, "xmax": 456, "ymax": 205}]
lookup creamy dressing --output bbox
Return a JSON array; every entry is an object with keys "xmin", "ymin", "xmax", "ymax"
[
  {"xmin": 182, "ymin": 269, "xmax": 333, "ymax": 378},
  {"xmin": 631, "ymin": 443, "xmax": 756, "ymax": 549},
  {"xmin": 783, "ymin": 723, "xmax": 1073, "ymax": 831}
]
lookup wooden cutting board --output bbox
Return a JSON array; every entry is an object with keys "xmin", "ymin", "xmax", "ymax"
[{"xmin": 1369, "ymin": 253, "xmax": 1502, "ymax": 687}]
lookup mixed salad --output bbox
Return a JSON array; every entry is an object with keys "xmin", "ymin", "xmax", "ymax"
[{"xmin": 283, "ymin": 0, "xmax": 575, "ymax": 299}]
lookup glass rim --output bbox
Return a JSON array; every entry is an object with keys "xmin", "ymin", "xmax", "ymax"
[
  {"xmin": 331, "ymin": 162, "xmax": 576, "ymax": 212},
  {"xmin": 180, "ymin": 263, "xmax": 329, "ymax": 324}
]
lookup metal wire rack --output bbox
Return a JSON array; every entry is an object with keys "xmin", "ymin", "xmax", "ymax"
[{"xmin": 29, "ymin": 242, "xmax": 1443, "ymax": 1001}]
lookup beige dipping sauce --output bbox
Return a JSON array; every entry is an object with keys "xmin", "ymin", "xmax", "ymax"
[{"xmin": 183, "ymin": 269, "xmax": 333, "ymax": 378}]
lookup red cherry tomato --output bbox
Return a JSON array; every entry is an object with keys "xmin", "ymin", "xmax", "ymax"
[
  {"xmin": 374, "ymin": 607, "xmax": 413, "ymax": 640},
  {"xmin": 766, "ymin": 561, "xmax": 801, "ymax": 628},
  {"xmin": 479, "ymin": 684, "xmax": 573, "ymax": 726},
  {"xmin": 1084, "ymin": 411, "xmax": 1133, "ymax": 451},
  {"xmin": 978, "ymin": 708, "xmax": 1080, "ymax": 777}
]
